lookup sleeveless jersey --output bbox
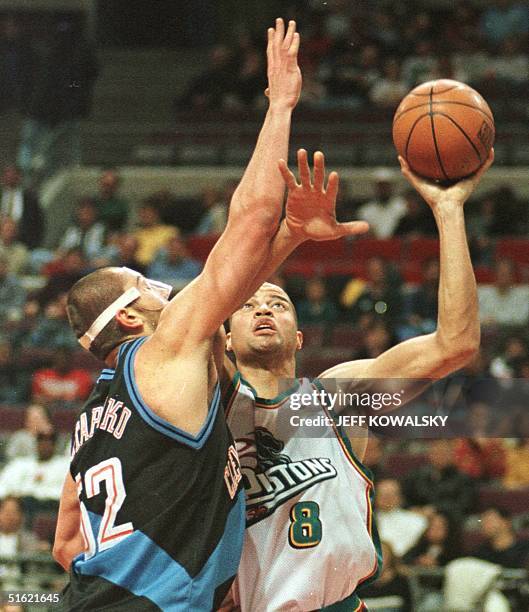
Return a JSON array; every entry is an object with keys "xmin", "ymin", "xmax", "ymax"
[
  {"xmin": 62, "ymin": 337, "xmax": 245, "ymax": 611},
  {"xmin": 224, "ymin": 374, "xmax": 381, "ymax": 612}
]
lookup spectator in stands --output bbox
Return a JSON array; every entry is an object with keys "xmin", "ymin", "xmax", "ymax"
[
  {"xmin": 375, "ymin": 478, "xmax": 428, "ymax": 557},
  {"xmin": 147, "ymin": 233, "xmax": 202, "ymax": 288},
  {"xmin": 0, "ymin": 336, "xmax": 26, "ymax": 403},
  {"xmin": 228, "ymin": 47, "xmax": 266, "ymax": 110},
  {"xmin": 0, "ymin": 253, "xmax": 26, "ymax": 324},
  {"xmin": 341, "ymin": 257, "xmax": 403, "ymax": 327},
  {"xmin": 403, "ymin": 510, "xmax": 460, "ymax": 567},
  {"xmin": 478, "ymin": 259, "xmax": 529, "ymax": 327},
  {"xmin": 22, "ymin": 294, "xmax": 78, "ymax": 355},
  {"xmin": 357, "ymin": 169, "xmax": 406, "ymax": 239},
  {"xmin": 0, "ymin": 217, "xmax": 29, "ymax": 275},
  {"xmin": 0, "ymin": 430, "xmax": 69, "ymax": 503},
  {"xmin": 369, "ymin": 57, "xmax": 408, "ymax": 109},
  {"xmin": 38, "ymin": 249, "xmax": 87, "ymax": 308},
  {"xmin": 195, "ymin": 183, "xmax": 233, "ymax": 235},
  {"xmin": 92, "ymin": 232, "xmax": 146, "ymax": 274},
  {"xmin": 403, "ymin": 440, "xmax": 475, "ymax": 519},
  {"xmin": 455, "ymin": 436, "xmax": 507, "ymax": 483},
  {"xmin": 0, "ymin": 15, "xmax": 36, "ymax": 116},
  {"xmin": 0, "ymin": 496, "xmax": 47, "ymax": 589},
  {"xmin": 358, "ymin": 541, "xmax": 412, "ymax": 612},
  {"xmin": 354, "ymin": 321, "xmax": 394, "ymax": 361},
  {"xmin": 17, "ymin": 19, "xmax": 98, "ymax": 181},
  {"xmin": 297, "ymin": 277, "xmax": 339, "ymax": 326},
  {"xmin": 31, "ymin": 345, "xmax": 93, "ymax": 406},
  {"xmin": 57, "ymin": 198, "xmax": 106, "ymax": 263},
  {"xmin": 393, "ymin": 189, "xmax": 437, "ymax": 237},
  {"xmin": 93, "ymin": 168, "xmax": 129, "ymax": 232},
  {"xmin": 503, "ymin": 438, "xmax": 529, "ymax": 489},
  {"xmin": 0, "ymin": 165, "xmax": 44, "ymax": 248},
  {"xmin": 490, "ymin": 335, "xmax": 527, "ymax": 378},
  {"xmin": 479, "ymin": 0, "xmax": 529, "ymax": 48},
  {"xmin": 176, "ymin": 44, "xmax": 236, "ymax": 111},
  {"xmin": 133, "ymin": 198, "xmax": 178, "ymax": 266},
  {"xmin": 401, "ymin": 258, "xmax": 439, "ymax": 340},
  {"xmin": 5, "ymin": 404, "xmax": 53, "ymax": 461},
  {"xmin": 473, "ymin": 506, "xmax": 529, "ymax": 568},
  {"xmin": 486, "ymin": 36, "xmax": 529, "ymax": 89},
  {"xmin": 401, "ymin": 39, "xmax": 437, "ymax": 87}
]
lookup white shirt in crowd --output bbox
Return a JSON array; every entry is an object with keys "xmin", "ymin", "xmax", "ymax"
[
  {"xmin": 376, "ymin": 508, "xmax": 428, "ymax": 557},
  {"xmin": 0, "ymin": 455, "xmax": 70, "ymax": 500},
  {"xmin": 358, "ymin": 196, "xmax": 407, "ymax": 238},
  {"xmin": 478, "ymin": 285, "xmax": 529, "ymax": 326}
]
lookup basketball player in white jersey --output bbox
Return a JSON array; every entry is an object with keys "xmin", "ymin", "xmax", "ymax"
[{"xmin": 219, "ymin": 148, "xmax": 495, "ymax": 611}]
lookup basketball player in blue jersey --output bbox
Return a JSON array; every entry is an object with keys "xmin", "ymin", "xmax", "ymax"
[
  {"xmin": 50, "ymin": 19, "xmax": 313, "ymax": 611},
  {"xmin": 219, "ymin": 149, "xmax": 494, "ymax": 611}
]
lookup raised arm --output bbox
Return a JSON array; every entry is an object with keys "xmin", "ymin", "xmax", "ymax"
[
  {"xmin": 152, "ymin": 19, "xmax": 302, "ymax": 349},
  {"xmin": 321, "ymin": 151, "xmax": 494, "ymax": 386}
]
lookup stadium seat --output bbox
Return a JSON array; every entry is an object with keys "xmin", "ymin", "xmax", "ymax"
[
  {"xmin": 52, "ymin": 409, "xmax": 78, "ymax": 434},
  {"xmin": 0, "ymin": 406, "xmax": 25, "ymax": 432},
  {"xmin": 495, "ymin": 238, "xmax": 529, "ymax": 266},
  {"xmin": 286, "ymin": 239, "xmax": 348, "ymax": 262},
  {"xmin": 350, "ymin": 238, "xmax": 402, "ymax": 262},
  {"xmin": 380, "ymin": 453, "xmax": 428, "ymax": 478},
  {"xmin": 330, "ymin": 325, "xmax": 363, "ymax": 349},
  {"xmin": 407, "ymin": 238, "xmax": 440, "ymax": 264},
  {"xmin": 299, "ymin": 324, "xmax": 326, "ymax": 349},
  {"xmin": 477, "ymin": 486, "xmax": 529, "ymax": 516},
  {"xmin": 187, "ymin": 235, "xmax": 219, "ymax": 261}
]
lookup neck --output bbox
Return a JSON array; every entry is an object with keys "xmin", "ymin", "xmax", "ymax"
[{"xmin": 237, "ymin": 356, "xmax": 296, "ymax": 399}]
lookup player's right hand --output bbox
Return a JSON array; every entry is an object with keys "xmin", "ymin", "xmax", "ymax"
[{"xmin": 265, "ymin": 18, "xmax": 301, "ymax": 111}]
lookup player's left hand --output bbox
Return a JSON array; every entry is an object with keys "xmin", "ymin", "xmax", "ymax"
[
  {"xmin": 279, "ymin": 149, "xmax": 369, "ymax": 241},
  {"xmin": 399, "ymin": 149, "xmax": 494, "ymax": 209},
  {"xmin": 265, "ymin": 18, "xmax": 302, "ymax": 111}
]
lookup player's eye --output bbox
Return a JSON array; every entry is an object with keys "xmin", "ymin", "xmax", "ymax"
[
  {"xmin": 242, "ymin": 303, "xmax": 253, "ymax": 310},
  {"xmin": 272, "ymin": 302, "xmax": 285, "ymax": 310}
]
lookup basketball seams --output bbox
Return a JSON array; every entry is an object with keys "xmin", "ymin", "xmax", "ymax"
[
  {"xmin": 429, "ymin": 88, "xmax": 449, "ymax": 181},
  {"xmin": 435, "ymin": 111, "xmax": 484, "ymax": 164},
  {"xmin": 393, "ymin": 100, "xmax": 494, "ymax": 124},
  {"xmin": 404, "ymin": 112, "xmax": 430, "ymax": 172},
  {"xmin": 408, "ymin": 84, "xmax": 460, "ymax": 97}
]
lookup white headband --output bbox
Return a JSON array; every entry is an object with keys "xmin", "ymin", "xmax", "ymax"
[{"xmin": 79, "ymin": 286, "xmax": 141, "ymax": 351}]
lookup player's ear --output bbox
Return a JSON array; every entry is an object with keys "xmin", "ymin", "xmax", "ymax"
[
  {"xmin": 296, "ymin": 330, "xmax": 303, "ymax": 351},
  {"xmin": 225, "ymin": 332, "xmax": 233, "ymax": 352},
  {"xmin": 115, "ymin": 308, "xmax": 144, "ymax": 333}
]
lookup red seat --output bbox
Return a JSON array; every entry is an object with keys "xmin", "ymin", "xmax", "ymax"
[
  {"xmin": 52, "ymin": 409, "xmax": 77, "ymax": 433},
  {"xmin": 496, "ymin": 239, "xmax": 529, "ymax": 265},
  {"xmin": 330, "ymin": 325, "xmax": 363, "ymax": 349},
  {"xmin": 187, "ymin": 234, "xmax": 219, "ymax": 261},
  {"xmin": 291, "ymin": 240, "xmax": 348, "ymax": 262},
  {"xmin": 0, "ymin": 406, "xmax": 25, "ymax": 432},
  {"xmin": 381, "ymin": 453, "xmax": 428, "ymax": 478},
  {"xmin": 407, "ymin": 238, "xmax": 440, "ymax": 264},
  {"xmin": 350, "ymin": 238, "xmax": 402, "ymax": 262},
  {"xmin": 477, "ymin": 486, "xmax": 529, "ymax": 516},
  {"xmin": 475, "ymin": 266, "xmax": 495, "ymax": 284},
  {"xmin": 299, "ymin": 324, "xmax": 325, "ymax": 348}
]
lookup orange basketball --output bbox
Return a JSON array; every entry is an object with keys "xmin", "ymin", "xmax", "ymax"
[{"xmin": 392, "ymin": 79, "xmax": 495, "ymax": 182}]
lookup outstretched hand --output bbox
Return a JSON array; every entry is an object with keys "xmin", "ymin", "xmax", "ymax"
[
  {"xmin": 265, "ymin": 18, "xmax": 302, "ymax": 111},
  {"xmin": 399, "ymin": 149, "xmax": 495, "ymax": 209},
  {"xmin": 279, "ymin": 149, "xmax": 369, "ymax": 241}
]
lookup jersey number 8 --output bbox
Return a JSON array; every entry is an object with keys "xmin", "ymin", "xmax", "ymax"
[{"xmin": 288, "ymin": 501, "xmax": 322, "ymax": 549}]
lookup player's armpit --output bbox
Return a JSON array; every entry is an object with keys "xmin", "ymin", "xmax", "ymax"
[{"xmin": 53, "ymin": 472, "xmax": 85, "ymax": 571}]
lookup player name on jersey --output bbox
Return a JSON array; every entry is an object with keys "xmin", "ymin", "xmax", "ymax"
[{"xmin": 71, "ymin": 397, "xmax": 131, "ymax": 458}]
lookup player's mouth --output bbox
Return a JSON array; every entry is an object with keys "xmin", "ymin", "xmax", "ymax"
[{"xmin": 253, "ymin": 319, "xmax": 277, "ymax": 335}]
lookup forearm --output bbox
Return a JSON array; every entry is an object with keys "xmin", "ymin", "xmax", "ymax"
[
  {"xmin": 230, "ymin": 107, "xmax": 292, "ymax": 226},
  {"xmin": 434, "ymin": 203, "xmax": 479, "ymax": 355}
]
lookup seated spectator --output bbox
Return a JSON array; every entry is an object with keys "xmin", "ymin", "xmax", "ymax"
[
  {"xmin": 375, "ymin": 478, "xmax": 427, "ymax": 557},
  {"xmin": 403, "ymin": 440, "xmax": 475, "ymax": 518},
  {"xmin": 479, "ymin": 0, "xmax": 529, "ymax": 48},
  {"xmin": 22, "ymin": 294, "xmax": 78, "ymax": 354},
  {"xmin": 355, "ymin": 321, "xmax": 395, "ymax": 360},
  {"xmin": 503, "ymin": 438, "xmax": 529, "ymax": 489},
  {"xmin": 485, "ymin": 36, "xmax": 529, "ymax": 87},
  {"xmin": 147, "ymin": 233, "xmax": 202, "ymax": 288},
  {"xmin": 0, "ymin": 252, "xmax": 26, "ymax": 324},
  {"xmin": 341, "ymin": 257, "xmax": 403, "ymax": 327},
  {"xmin": 400, "ymin": 259, "xmax": 439, "ymax": 340},
  {"xmin": 0, "ymin": 337, "xmax": 27, "ymax": 403},
  {"xmin": 0, "ymin": 217, "xmax": 29, "ymax": 275},
  {"xmin": 227, "ymin": 47, "xmax": 266, "ymax": 110},
  {"xmin": 357, "ymin": 169, "xmax": 406, "ymax": 238},
  {"xmin": 0, "ymin": 496, "xmax": 47, "ymax": 590},
  {"xmin": 478, "ymin": 260, "xmax": 529, "ymax": 327},
  {"xmin": 403, "ymin": 510, "xmax": 461, "ymax": 567},
  {"xmin": 133, "ymin": 199, "xmax": 178, "ymax": 266},
  {"xmin": 490, "ymin": 335, "xmax": 527, "ymax": 378},
  {"xmin": 31, "ymin": 346, "xmax": 93, "ymax": 406},
  {"xmin": 0, "ymin": 430, "xmax": 69, "ymax": 502},
  {"xmin": 93, "ymin": 168, "xmax": 129, "ymax": 232},
  {"xmin": 297, "ymin": 277, "xmax": 338, "ymax": 326},
  {"xmin": 0, "ymin": 164, "xmax": 44, "ymax": 249},
  {"xmin": 358, "ymin": 541, "xmax": 412, "ymax": 612},
  {"xmin": 393, "ymin": 190, "xmax": 437, "ymax": 237},
  {"xmin": 57, "ymin": 198, "xmax": 106, "ymax": 263},
  {"xmin": 5, "ymin": 404, "xmax": 53, "ymax": 461},
  {"xmin": 454, "ymin": 436, "xmax": 507, "ymax": 483},
  {"xmin": 92, "ymin": 232, "xmax": 146, "ymax": 274},
  {"xmin": 38, "ymin": 248, "xmax": 87, "ymax": 308},
  {"xmin": 473, "ymin": 506, "xmax": 529, "ymax": 568},
  {"xmin": 369, "ymin": 57, "xmax": 408, "ymax": 109},
  {"xmin": 195, "ymin": 183, "xmax": 233, "ymax": 235},
  {"xmin": 401, "ymin": 39, "xmax": 437, "ymax": 87}
]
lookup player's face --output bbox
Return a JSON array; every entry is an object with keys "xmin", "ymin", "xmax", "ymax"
[
  {"xmin": 121, "ymin": 268, "xmax": 173, "ymax": 331},
  {"xmin": 228, "ymin": 284, "xmax": 302, "ymax": 360}
]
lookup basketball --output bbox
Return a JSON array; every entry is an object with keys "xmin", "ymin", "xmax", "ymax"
[{"xmin": 392, "ymin": 79, "xmax": 495, "ymax": 182}]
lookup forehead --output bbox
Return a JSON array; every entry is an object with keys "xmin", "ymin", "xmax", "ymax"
[{"xmin": 251, "ymin": 283, "xmax": 291, "ymax": 303}]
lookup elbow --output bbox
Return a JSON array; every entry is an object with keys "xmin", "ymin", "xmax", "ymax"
[
  {"xmin": 229, "ymin": 196, "xmax": 281, "ymax": 236},
  {"xmin": 435, "ymin": 332, "xmax": 480, "ymax": 372},
  {"xmin": 52, "ymin": 541, "xmax": 66, "ymax": 568}
]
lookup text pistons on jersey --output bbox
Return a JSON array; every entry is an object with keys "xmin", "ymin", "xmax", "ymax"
[{"xmin": 71, "ymin": 397, "xmax": 131, "ymax": 457}]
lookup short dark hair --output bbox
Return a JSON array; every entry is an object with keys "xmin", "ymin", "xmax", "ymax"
[{"xmin": 67, "ymin": 267, "xmax": 128, "ymax": 361}]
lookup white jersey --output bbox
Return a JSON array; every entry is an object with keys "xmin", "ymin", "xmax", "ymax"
[{"xmin": 224, "ymin": 374, "xmax": 381, "ymax": 612}]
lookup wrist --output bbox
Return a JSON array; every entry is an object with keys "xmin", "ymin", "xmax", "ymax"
[
  {"xmin": 281, "ymin": 219, "xmax": 307, "ymax": 245},
  {"xmin": 267, "ymin": 103, "xmax": 294, "ymax": 117}
]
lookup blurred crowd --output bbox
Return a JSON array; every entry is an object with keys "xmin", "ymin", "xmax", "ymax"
[{"xmin": 176, "ymin": 0, "xmax": 529, "ymax": 114}]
